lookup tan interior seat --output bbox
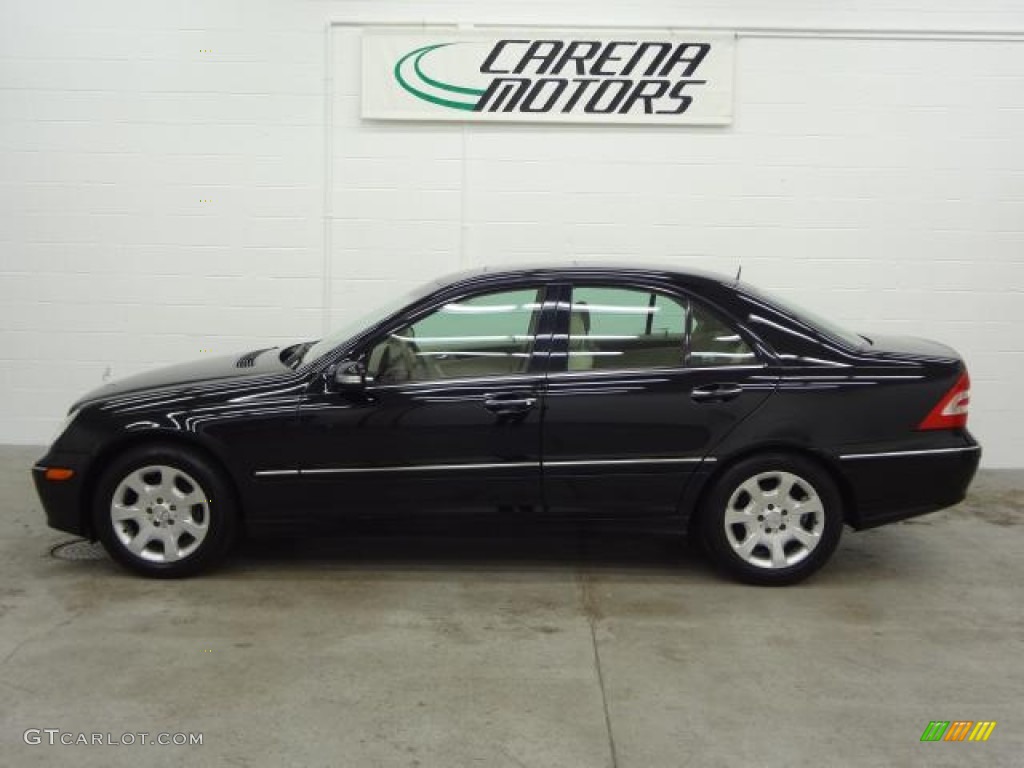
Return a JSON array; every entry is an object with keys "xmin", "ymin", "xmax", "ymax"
[
  {"xmin": 370, "ymin": 331, "xmax": 420, "ymax": 383},
  {"xmin": 569, "ymin": 308, "xmax": 594, "ymax": 371}
]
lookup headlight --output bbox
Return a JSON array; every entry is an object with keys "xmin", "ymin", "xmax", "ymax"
[{"xmin": 51, "ymin": 409, "xmax": 79, "ymax": 444}]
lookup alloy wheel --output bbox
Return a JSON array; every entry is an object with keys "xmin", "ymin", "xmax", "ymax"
[
  {"xmin": 109, "ymin": 464, "xmax": 210, "ymax": 563},
  {"xmin": 722, "ymin": 470, "xmax": 825, "ymax": 569}
]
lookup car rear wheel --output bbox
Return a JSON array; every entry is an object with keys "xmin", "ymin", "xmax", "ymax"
[
  {"xmin": 701, "ymin": 453, "xmax": 843, "ymax": 585},
  {"xmin": 93, "ymin": 444, "xmax": 237, "ymax": 578}
]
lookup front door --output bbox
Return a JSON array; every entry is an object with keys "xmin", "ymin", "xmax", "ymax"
[
  {"xmin": 293, "ymin": 284, "xmax": 557, "ymax": 521},
  {"xmin": 541, "ymin": 281, "xmax": 777, "ymax": 518}
]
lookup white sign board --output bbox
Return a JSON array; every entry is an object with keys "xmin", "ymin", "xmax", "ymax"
[{"xmin": 361, "ymin": 29, "xmax": 735, "ymax": 125}]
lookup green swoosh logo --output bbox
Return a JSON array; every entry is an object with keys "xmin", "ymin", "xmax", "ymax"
[{"xmin": 394, "ymin": 43, "xmax": 485, "ymax": 111}]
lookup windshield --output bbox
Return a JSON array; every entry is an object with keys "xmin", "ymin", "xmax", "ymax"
[
  {"xmin": 299, "ymin": 279, "xmax": 445, "ymax": 366},
  {"xmin": 739, "ymin": 284, "xmax": 866, "ymax": 349}
]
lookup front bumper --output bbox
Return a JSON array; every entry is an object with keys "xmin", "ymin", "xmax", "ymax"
[{"xmin": 32, "ymin": 450, "xmax": 92, "ymax": 537}]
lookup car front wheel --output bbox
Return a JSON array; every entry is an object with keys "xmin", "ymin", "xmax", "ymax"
[
  {"xmin": 93, "ymin": 444, "xmax": 237, "ymax": 577},
  {"xmin": 701, "ymin": 454, "xmax": 843, "ymax": 585}
]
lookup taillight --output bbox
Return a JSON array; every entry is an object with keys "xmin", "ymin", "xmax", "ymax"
[{"xmin": 918, "ymin": 371, "xmax": 970, "ymax": 430}]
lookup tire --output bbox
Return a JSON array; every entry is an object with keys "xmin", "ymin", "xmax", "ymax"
[
  {"xmin": 93, "ymin": 443, "xmax": 238, "ymax": 578},
  {"xmin": 700, "ymin": 453, "xmax": 843, "ymax": 586}
]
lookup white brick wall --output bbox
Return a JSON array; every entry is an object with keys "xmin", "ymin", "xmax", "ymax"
[{"xmin": 2, "ymin": 1, "xmax": 1022, "ymax": 466}]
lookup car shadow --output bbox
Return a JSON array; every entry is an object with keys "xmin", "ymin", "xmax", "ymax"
[
  {"xmin": 47, "ymin": 524, "xmax": 930, "ymax": 585},
  {"xmin": 231, "ymin": 528, "xmax": 703, "ymax": 577}
]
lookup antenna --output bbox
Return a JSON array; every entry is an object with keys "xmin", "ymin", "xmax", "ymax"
[{"xmin": 735, "ymin": 264, "xmax": 742, "ymax": 282}]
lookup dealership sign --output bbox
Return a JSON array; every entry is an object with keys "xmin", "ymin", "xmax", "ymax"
[{"xmin": 361, "ymin": 30, "xmax": 735, "ymax": 125}]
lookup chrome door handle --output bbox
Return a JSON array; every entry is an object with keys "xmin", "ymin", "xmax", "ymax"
[
  {"xmin": 690, "ymin": 384, "xmax": 743, "ymax": 403},
  {"xmin": 482, "ymin": 395, "xmax": 537, "ymax": 414}
]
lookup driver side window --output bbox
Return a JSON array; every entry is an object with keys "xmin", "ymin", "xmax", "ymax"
[{"xmin": 367, "ymin": 288, "xmax": 543, "ymax": 384}]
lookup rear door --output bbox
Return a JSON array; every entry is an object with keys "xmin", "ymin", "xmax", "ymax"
[{"xmin": 541, "ymin": 281, "xmax": 776, "ymax": 518}]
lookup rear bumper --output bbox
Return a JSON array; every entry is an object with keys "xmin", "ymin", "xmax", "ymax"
[
  {"xmin": 32, "ymin": 450, "xmax": 91, "ymax": 537},
  {"xmin": 837, "ymin": 439, "xmax": 981, "ymax": 530}
]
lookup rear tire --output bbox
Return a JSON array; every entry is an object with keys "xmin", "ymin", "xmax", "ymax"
[
  {"xmin": 93, "ymin": 444, "xmax": 237, "ymax": 578},
  {"xmin": 700, "ymin": 453, "xmax": 843, "ymax": 586}
]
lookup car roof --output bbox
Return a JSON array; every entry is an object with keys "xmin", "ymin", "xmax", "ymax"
[{"xmin": 441, "ymin": 261, "xmax": 739, "ymax": 288}]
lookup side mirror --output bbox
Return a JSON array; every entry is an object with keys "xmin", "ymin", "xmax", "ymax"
[{"xmin": 332, "ymin": 360, "xmax": 367, "ymax": 391}]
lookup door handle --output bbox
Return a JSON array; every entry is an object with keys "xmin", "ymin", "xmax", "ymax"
[
  {"xmin": 482, "ymin": 394, "xmax": 538, "ymax": 414},
  {"xmin": 690, "ymin": 383, "xmax": 743, "ymax": 403}
]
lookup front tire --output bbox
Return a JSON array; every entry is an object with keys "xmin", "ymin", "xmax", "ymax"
[
  {"xmin": 93, "ymin": 444, "xmax": 237, "ymax": 578},
  {"xmin": 701, "ymin": 454, "xmax": 843, "ymax": 586}
]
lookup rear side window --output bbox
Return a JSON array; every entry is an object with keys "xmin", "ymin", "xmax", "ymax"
[
  {"xmin": 567, "ymin": 286, "xmax": 757, "ymax": 371},
  {"xmin": 688, "ymin": 303, "xmax": 759, "ymax": 367}
]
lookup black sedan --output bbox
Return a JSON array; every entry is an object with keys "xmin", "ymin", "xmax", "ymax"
[{"xmin": 33, "ymin": 264, "xmax": 980, "ymax": 584}]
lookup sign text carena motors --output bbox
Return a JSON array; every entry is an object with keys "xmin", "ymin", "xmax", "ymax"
[{"xmin": 475, "ymin": 39, "xmax": 712, "ymax": 115}]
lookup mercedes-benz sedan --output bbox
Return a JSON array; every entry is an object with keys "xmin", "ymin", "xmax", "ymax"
[{"xmin": 33, "ymin": 265, "xmax": 980, "ymax": 584}]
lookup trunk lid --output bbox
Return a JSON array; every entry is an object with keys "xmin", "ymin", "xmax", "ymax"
[{"xmin": 860, "ymin": 334, "xmax": 961, "ymax": 364}]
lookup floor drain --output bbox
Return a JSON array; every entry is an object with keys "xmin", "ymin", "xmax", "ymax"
[{"xmin": 51, "ymin": 539, "xmax": 108, "ymax": 561}]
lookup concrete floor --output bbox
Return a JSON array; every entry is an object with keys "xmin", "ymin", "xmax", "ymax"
[{"xmin": 0, "ymin": 446, "xmax": 1021, "ymax": 767}]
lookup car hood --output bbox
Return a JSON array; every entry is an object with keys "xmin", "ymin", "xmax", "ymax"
[{"xmin": 71, "ymin": 347, "xmax": 289, "ymax": 410}]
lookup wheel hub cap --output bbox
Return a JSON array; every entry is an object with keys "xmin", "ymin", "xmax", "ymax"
[{"xmin": 153, "ymin": 506, "xmax": 172, "ymax": 525}]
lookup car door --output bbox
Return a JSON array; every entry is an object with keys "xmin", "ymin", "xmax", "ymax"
[
  {"xmin": 541, "ymin": 281, "xmax": 777, "ymax": 518},
  {"xmin": 292, "ymin": 283, "xmax": 558, "ymax": 521}
]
